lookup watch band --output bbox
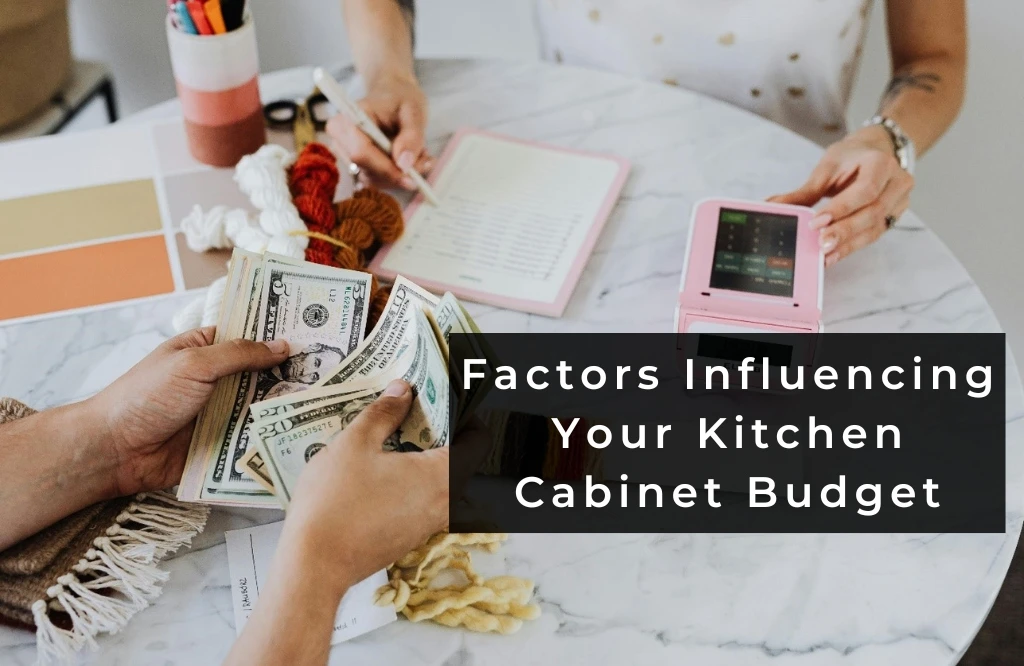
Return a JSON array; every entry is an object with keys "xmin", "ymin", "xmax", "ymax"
[{"xmin": 864, "ymin": 115, "xmax": 916, "ymax": 176}]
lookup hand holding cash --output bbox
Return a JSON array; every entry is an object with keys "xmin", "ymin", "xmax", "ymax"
[
  {"xmin": 222, "ymin": 380, "xmax": 455, "ymax": 665},
  {"xmin": 281, "ymin": 379, "xmax": 449, "ymax": 586},
  {"xmin": 177, "ymin": 249, "xmax": 493, "ymax": 509}
]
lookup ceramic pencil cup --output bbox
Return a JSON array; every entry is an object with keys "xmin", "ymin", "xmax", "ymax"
[{"xmin": 166, "ymin": 13, "xmax": 266, "ymax": 167}]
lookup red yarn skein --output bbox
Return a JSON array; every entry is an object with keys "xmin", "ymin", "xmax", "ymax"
[
  {"xmin": 294, "ymin": 194, "xmax": 335, "ymax": 233},
  {"xmin": 288, "ymin": 143, "xmax": 342, "ymax": 266},
  {"xmin": 285, "ymin": 143, "xmax": 409, "ymax": 331}
]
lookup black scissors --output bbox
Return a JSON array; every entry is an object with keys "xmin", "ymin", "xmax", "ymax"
[{"xmin": 263, "ymin": 89, "xmax": 331, "ymax": 151}]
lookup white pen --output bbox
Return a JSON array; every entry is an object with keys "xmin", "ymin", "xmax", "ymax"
[{"xmin": 313, "ymin": 67, "xmax": 440, "ymax": 207}]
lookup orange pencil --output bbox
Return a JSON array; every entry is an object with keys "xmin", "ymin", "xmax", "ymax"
[
  {"xmin": 186, "ymin": 0, "xmax": 213, "ymax": 35},
  {"xmin": 204, "ymin": 0, "xmax": 227, "ymax": 34}
]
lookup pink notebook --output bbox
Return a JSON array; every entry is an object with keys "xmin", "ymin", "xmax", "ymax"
[{"xmin": 368, "ymin": 128, "xmax": 630, "ymax": 317}]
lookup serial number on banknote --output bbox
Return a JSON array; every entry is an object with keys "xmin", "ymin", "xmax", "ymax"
[{"xmin": 282, "ymin": 423, "xmax": 331, "ymax": 442}]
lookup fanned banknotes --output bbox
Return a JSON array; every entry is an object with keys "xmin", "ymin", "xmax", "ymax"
[
  {"xmin": 177, "ymin": 250, "xmax": 490, "ymax": 509},
  {"xmin": 251, "ymin": 308, "xmax": 451, "ymax": 506},
  {"xmin": 177, "ymin": 250, "xmax": 372, "ymax": 506}
]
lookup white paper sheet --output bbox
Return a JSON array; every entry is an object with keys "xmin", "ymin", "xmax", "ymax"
[
  {"xmin": 379, "ymin": 133, "xmax": 623, "ymax": 306},
  {"xmin": 225, "ymin": 521, "xmax": 396, "ymax": 642}
]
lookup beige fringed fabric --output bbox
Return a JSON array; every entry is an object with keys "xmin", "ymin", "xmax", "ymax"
[
  {"xmin": 0, "ymin": 398, "xmax": 210, "ymax": 664},
  {"xmin": 374, "ymin": 532, "xmax": 541, "ymax": 634}
]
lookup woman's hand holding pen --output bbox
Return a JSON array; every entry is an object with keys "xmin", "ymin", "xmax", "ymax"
[{"xmin": 326, "ymin": 72, "xmax": 433, "ymax": 191}]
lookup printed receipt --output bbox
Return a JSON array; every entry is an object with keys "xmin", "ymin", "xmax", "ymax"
[{"xmin": 225, "ymin": 521, "xmax": 396, "ymax": 642}]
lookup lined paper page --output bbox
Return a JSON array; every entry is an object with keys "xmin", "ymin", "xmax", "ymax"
[{"xmin": 379, "ymin": 133, "xmax": 622, "ymax": 306}]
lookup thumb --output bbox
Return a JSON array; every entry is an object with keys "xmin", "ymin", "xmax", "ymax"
[
  {"xmin": 392, "ymin": 102, "xmax": 427, "ymax": 172},
  {"xmin": 344, "ymin": 380, "xmax": 415, "ymax": 448},
  {"xmin": 768, "ymin": 161, "xmax": 834, "ymax": 207},
  {"xmin": 187, "ymin": 338, "xmax": 290, "ymax": 382}
]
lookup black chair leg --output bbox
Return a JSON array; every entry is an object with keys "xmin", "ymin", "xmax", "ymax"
[{"xmin": 100, "ymin": 79, "xmax": 118, "ymax": 124}]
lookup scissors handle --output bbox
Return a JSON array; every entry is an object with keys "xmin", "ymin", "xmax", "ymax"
[
  {"xmin": 264, "ymin": 93, "xmax": 331, "ymax": 132},
  {"xmin": 263, "ymin": 100, "xmax": 299, "ymax": 130}
]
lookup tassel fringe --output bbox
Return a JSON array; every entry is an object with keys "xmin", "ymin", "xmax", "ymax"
[{"xmin": 32, "ymin": 491, "xmax": 209, "ymax": 664}]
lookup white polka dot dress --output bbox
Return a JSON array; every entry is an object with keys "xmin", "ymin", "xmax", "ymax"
[{"xmin": 535, "ymin": 0, "xmax": 874, "ymax": 146}]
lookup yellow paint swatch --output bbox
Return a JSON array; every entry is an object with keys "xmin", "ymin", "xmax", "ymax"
[{"xmin": 0, "ymin": 180, "xmax": 162, "ymax": 256}]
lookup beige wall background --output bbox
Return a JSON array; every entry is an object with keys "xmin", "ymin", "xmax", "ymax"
[{"xmin": 68, "ymin": 0, "xmax": 1023, "ymax": 358}]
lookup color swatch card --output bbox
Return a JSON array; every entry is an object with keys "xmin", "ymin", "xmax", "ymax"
[
  {"xmin": 225, "ymin": 521, "xmax": 396, "ymax": 642},
  {"xmin": 0, "ymin": 119, "xmax": 259, "ymax": 325},
  {"xmin": 369, "ymin": 129, "xmax": 630, "ymax": 317}
]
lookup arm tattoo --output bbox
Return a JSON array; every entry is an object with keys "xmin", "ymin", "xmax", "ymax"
[{"xmin": 881, "ymin": 71, "xmax": 941, "ymax": 106}]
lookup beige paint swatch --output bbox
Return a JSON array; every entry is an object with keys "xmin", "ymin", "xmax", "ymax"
[
  {"xmin": 0, "ymin": 179, "xmax": 162, "ymax": 256},
  {"xmin": 175, "ymin": 232, "xmax": 232, "ymax": 290}
]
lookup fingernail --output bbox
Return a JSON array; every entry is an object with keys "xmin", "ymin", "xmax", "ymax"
[
  {"xmin": 265, "ymin": 339, "xmax": 289, "ymax": 354},
  {"xmin": 423, "ymin": 159, "xmax": 435, "ymax": 172},
  {"xmin": 384, "ymin": 379, "xmax": 409, "ymax": 398},
  {"xmin": 825, "ymin": 252, "xmax": 839, "ymax": 267},
  {"xmin": 401, "ymin": 176, "xmax": 416, "ymax": 190},
  {"xmin": 820, "ymin": 234, "xmax": 837, "ymax": 252},
  {"xmin": 810, "ymin": 213, "xmax": 833, "ymax": 229},
  {"xmin": 397, "ymin": 151, "xmax": 415, "ymax": 170}
]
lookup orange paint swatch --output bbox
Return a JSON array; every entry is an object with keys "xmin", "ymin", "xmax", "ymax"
[{"xmin": 0, "ymin": 236, "xmax": 175, "ymax": 321}]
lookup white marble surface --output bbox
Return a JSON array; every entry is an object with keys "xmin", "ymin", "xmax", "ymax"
[{"xmin": 1, "ymin": 59, "xmax": 1021, "ymax": 665}]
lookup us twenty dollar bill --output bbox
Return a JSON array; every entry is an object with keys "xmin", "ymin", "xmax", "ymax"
[
  {"xmin": 430, "ymin": 292, "xmax": 497, "ymax": 426},
  {"xmin": 238, "ymin": 380, "xmax": 372, "ymax": 492},
  {"xmin": 183, "ymin": 255, "xmax": 372, "ymax": 506},
  {"xmin": 253, "ymin": 308, "xmax": 450, "ymax": 507}
]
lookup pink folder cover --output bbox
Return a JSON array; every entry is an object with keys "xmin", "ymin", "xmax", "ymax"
[{"xmin": 367, "ymin": 127, "xmax": 631, "ymax": 317}]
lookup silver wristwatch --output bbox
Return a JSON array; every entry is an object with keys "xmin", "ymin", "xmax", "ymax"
[{"xmin": 864, "ymin": 115, "xmax": 916, "ymax": 175}]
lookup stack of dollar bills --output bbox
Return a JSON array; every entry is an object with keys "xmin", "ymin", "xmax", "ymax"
[{"xmin": 176, "ymin": 248, "xmax": 490, "ymax": 509}]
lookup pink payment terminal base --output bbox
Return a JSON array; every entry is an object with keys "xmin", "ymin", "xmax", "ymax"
[{"xmin": 675, "ymin": 198, "xmax": 823, "ymax": 375}]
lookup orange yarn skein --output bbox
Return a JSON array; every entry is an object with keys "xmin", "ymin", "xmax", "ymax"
[{"xmin": 343, "ymin": 189, "xmax": 405, "ymax": 243}]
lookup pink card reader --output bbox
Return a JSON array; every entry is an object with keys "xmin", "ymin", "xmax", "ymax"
[{"xmin": 675, "ymin": 198, "xmax": 824, "ymax": 379}]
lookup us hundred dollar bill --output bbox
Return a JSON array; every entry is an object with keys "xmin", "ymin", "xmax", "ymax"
[{"xmin": 254, "ymin": 308, "xmax": 450, "ymax": 506}]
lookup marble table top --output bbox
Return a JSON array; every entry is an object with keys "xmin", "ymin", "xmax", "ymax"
[{"xmin": 1, "ymin": 59, "xmax": 1021, "ymax": 666}]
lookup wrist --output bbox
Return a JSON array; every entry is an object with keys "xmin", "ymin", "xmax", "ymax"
[
  {"xmin": 72, "ymin": 397, "xmax": 124, "ymax": 500},
  {"xmin": 364, "ymin": 67, "xmax": 418, "ymax": 93},
  {"xmin": 281, "ymin": 519, "xmax": 355, "ymax": 604},
  {"xmin": 853, "ymin": 124, "xmax": 897, "ymax": 156}
]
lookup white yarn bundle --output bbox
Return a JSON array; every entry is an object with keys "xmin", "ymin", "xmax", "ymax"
[
  {"xmin": 171, "ymin": 275, "xmax": 227, "ymax": 334},
  {"xmin": 174, "ymin": 145, "xmax": 306, "ymax": 332}
]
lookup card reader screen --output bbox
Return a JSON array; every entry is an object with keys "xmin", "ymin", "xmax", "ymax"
[{"xmin": 709, "ymin": 208, "xmax": 798, "ymax": 297}]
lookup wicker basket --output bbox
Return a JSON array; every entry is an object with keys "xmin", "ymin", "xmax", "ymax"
[{"xmin": 0, "ymin": 0, "xmax": 71, "ymax": 130}]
